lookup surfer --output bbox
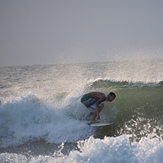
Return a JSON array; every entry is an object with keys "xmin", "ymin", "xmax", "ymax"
[{"xmin": 81, "ymin": 92, "xmax": 116, "ymax": 123}]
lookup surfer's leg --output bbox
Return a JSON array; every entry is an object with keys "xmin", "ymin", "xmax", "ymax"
[
  {"xmin": 90, "ymin": 104, "xmax": 104, "ymax": 122},
  {"xmin": 81, "ymin": 98, "xmax": 97, "ymax": 120},
  {"xmin": 82, "ymin": 112, "xmax": 94, "ymax": 120},
  {"xmin": 86, "ymin": 112, "xmax": 94, "ymax": 118},
  {"xmin": 98, "ymin": 103, "xmax": 104, "ymax": 113}
]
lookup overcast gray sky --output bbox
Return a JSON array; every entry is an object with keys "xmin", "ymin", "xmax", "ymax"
[{"xmin": 0, "ymin": 0, "xmax": 163, "ymax": 67}]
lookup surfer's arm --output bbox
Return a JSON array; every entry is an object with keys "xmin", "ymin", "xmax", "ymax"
[
  {"xmin": 95, "ymin": 96, "xmax": 105, "ymax": 107},
  {"xmin": 90, "ymin": 103, "xmax": 104, "ymax": 122},
  {"xmin": 95, "ymin": 104, "xmax": 104, "ymax": 120},
  {"xmin": 95, "ymin": 98, "xmax": 105, "ymax": 120}
]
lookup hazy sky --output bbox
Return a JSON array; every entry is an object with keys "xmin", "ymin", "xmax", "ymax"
[{"xmin": 0, "ymin": 0, "xmax": 163, "ymax": 67}]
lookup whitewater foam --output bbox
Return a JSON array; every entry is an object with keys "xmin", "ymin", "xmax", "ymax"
[
  {"xmin": 0, "ymin": 94, "xmax": 94, "ymax": 147},
  {"xmin": 1, "ymin": 135, "xmax": 163, "ymax": 163}
]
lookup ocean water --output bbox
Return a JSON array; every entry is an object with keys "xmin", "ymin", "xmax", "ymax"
[{"xmin": 0, "ymin": 59, "xmax": 163, "ymax": 163}]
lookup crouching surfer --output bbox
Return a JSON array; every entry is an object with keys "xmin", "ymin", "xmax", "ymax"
[{"xmin": 81, "ymin": 92, "xmax": 116, "ymax": 123}]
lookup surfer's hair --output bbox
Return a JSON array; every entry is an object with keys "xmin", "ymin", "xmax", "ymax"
[{"xmin": 109, "ymin": 92, "xmax": 116, "ymax": 98}]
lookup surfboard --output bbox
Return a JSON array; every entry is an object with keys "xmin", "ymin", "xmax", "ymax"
[{"xmin": 89, "ymin": 122, "xmax": 113, "ymax": 127}]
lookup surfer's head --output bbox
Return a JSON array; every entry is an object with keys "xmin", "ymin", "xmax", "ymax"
[{"xmin": 107, "ymin": 92, "xmax": 116, "ymax": 102}]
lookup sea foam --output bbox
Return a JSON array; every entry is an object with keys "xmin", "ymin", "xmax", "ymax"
[
  {"xmin": 33, "ymin": 135, "xmax": 163, "ymax": 163},
  {"xmin": 1, "ymin": 135, "xmax": 163, "ymax": 163},
  {"xmin": 0, "ymin": 94, "xmax": 93, "ymax": 147}
]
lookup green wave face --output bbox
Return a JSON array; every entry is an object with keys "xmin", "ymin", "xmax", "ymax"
[{"xmin": 86, "ymin": 80, "xmax": 163, "ymax": 141}]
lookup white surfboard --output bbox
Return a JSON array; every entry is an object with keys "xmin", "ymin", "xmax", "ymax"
[{"xmin": 89, "ymin": 122, "xmax": 113, "ymax": 127}]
